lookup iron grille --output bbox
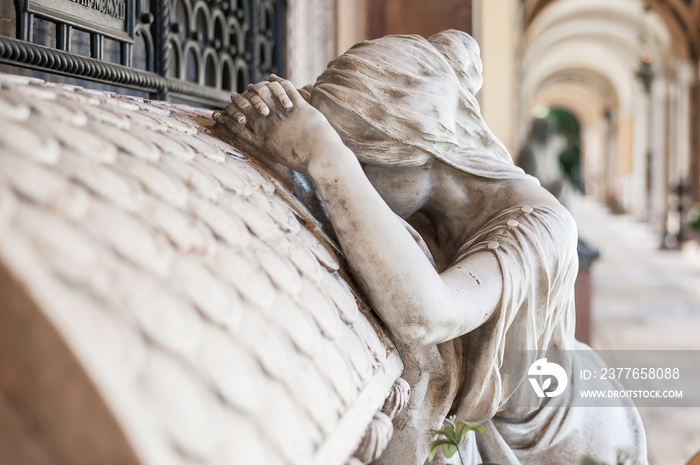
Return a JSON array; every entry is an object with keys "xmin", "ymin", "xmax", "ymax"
[{"xmin": 0, "ymin": 0, "xmax": 286, "ymax": 106}]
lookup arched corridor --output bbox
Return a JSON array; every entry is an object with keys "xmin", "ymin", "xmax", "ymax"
[{"xmin": 519, "ymin": 0, "xmax": 698, "ymax": 244}]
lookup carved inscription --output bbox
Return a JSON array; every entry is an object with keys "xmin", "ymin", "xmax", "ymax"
[
  {"xmin": 68, "ymin": 0, "xmax": 126, "ymax": 20},
  {"xmin": 26, "ymin": 0, "xmax": 130, "ymax": 39}
]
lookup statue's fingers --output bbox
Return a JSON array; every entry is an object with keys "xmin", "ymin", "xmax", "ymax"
[
  {"xmin": 212, "ymin": 110, "xmax": 225, "ymax": 122},
  {"xmin": 224, "ymin": 108, "xmax": 248, "ymax": 125},
  {"xmin": 248, "ymin": 94, "xmax": 269, "ymax": 116},
  {"xmin": 226, "ymin": 94, "xmax": 256, "ymax": 124},
  {"xmin": 267, "ymin": 81, "xmax": 293, "ymax": 110},
  {"xmin": 232, "ymin": 111, "xmax": 246, "ymax": 125},
  {"xmin": 217, "ymin": 107, "xmax": 247, "ymax": 126},
  {"xmin": 248, "ymin": 80, "xmax": 270, "ymax": 87},
  {"xmin": 248, "ymin": 82, "xmax": 276, "ymax": 115},
  {"xmin": 230, "ymin": 92, "xmax": 253, "ymax": 112},
  {"xmin": 269, "ymin": 74, "xmax": 305, "ymax": 106},
  {"xmin": 213, "ymin": 111, "xmax": 255, "ymax": 139},
  {"xmin": 245, "ymin": 81, "xmax": 271, "ymax": 116}
]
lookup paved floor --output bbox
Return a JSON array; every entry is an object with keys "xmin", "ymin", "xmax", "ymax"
[{"xmin": 574, "ymin": 197, "xmax": 700, "ymax": 465}]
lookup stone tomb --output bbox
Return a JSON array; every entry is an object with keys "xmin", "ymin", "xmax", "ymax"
[{"xmin": 0, "ymin": 73, "xmax": 407, "ymax": 465}]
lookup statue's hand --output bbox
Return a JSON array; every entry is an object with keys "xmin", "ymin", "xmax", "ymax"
[{"xmin": 213, "ymin": 75, "xmax": 342, "ymax": 175}]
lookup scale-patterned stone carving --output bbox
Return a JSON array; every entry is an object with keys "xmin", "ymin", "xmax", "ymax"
[{"xmin": 0, "ymin": 73, "xmax": 404, "ymax": 465}]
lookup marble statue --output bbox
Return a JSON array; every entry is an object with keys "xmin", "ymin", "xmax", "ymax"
[{"xmin": 213, "ymin": 30, "xmax": 648, "ymax": 465}]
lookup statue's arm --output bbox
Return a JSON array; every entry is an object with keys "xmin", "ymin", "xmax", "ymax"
[
  {"xmin": 213, "ymin": 77, "xmax": 502, "ymax": 346},
  {"xmin": 307, "ymin": 147, "xmax": 503, "ymax": 345}
]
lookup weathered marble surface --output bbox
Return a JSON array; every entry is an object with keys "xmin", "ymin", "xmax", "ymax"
[
  {"xmin": 214, "ymin": 30, "xmax": 648, "ymax": 465},
  {"xmin": 0, "ymin": 73, "xmax": 403, "ymax": 465}
]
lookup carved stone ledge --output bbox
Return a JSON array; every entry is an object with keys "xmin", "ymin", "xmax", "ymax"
[
  {"xmin": 381, "ymin": 377, "xmax": 410, "ymax": 420},
  {"xmin": 353, "ymin": 412, "xmax": 394, "ymax": 464},
  {"xmin": 352, "ymin": 377, "xmax": 411, "ymax": 464}
]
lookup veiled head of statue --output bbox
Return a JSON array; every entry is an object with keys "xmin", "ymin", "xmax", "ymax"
[{"xmin": 311, "ymin": 30, "xmax": 528, "ymax": 180}]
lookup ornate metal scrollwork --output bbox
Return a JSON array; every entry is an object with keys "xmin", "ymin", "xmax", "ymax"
[{"xmin": 0, "ymin": 0, "xmax": 285, "ymax": 106}]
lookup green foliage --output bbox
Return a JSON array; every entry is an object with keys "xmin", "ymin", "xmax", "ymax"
[
  {"xmin": 427, "ymin": 415, "xmax": 492, "ymax": 465},
  {"xmin": 548, "ymin": 108, "xmax": 582, "ymax": 190},
  {"xmin": 687, "ymin": 207, "xmax": 700, "ymax": 232},
  {"xmin": 615, "ymin": 448, "xmax": 638, "ymax": 465},
  {"xmin": 427, "ymin": 416, "xmax": 637, "ymax": 465},
  {"xmin": 578, "ymin": 448, "xmax": 638, "ymax": 465},
  {"xmin": 579, "ymin": 457, "xmax": 607, "ymax": 465}
]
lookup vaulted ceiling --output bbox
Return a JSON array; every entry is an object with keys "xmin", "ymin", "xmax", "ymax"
[
  {"xmin": 524, "ymin": 0, "xmax": 700, "ymax": 58},
  {"xmin": 520, "ymin": 0, "xmax": 686, "ymax": 120}
]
